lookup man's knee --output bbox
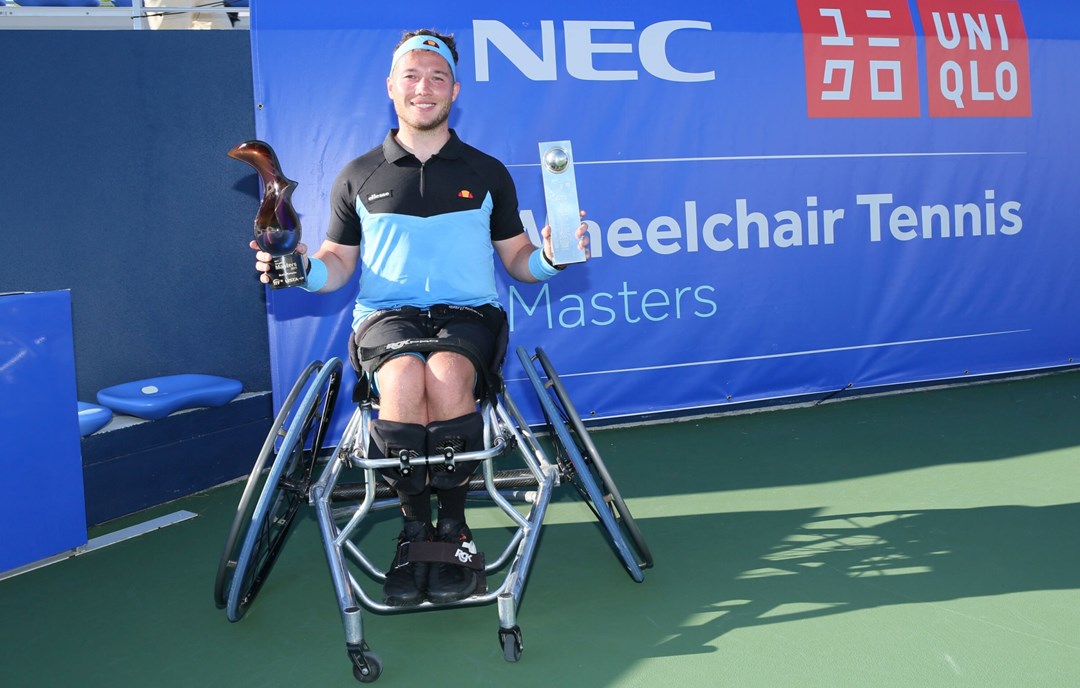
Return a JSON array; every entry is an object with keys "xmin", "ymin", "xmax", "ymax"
[
  {"xmin": 426, "ymin": 351, "xmax": 478, "ymax": 413},
  {"xmin": 374, "ymin": 354, "xmax": 428, "ymax": 412},
  {"xmin": 427, "ymin": 351, "xmax": 476, "ymax": 385}
]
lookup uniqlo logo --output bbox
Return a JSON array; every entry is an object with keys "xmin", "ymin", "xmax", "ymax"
[
  {"xmin": 797, "ymin": 0, "xmax": 920, "ymax": 118},
  {"xmin": 918, "ymin": 0, "xmax": 1031, "ymax": 117}
]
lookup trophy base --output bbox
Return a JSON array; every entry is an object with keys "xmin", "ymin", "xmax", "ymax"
[{"xmin": 268, "ymin": 252, "xmax": 307, "ymax": 289}]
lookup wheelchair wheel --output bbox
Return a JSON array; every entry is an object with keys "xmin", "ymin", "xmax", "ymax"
[
  {"xmin": 214, "ymin": 360, "xmax": 321, "ymax": 608},
  {"xmin": 516, "ymin": 347, "xmax": 649, "ymax": 582},
  {"xmin": 534, "ymin": 347, "xmax": 653, "ymax": 574},
  {"xmin": 223, "ymin": 358, "xmax": 343, "ymax": 622}
]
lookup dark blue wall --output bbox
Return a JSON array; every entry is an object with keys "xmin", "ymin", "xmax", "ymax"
[{"xmin": 1, "ymin": 30, "xmax": 271, "ymax": 400}]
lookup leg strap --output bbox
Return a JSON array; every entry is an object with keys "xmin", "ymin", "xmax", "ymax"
[
  {"xmin": 400, "ymin": 541, "xmax": 485, "ymax": 571},
  {"xmin": 427, "ymin": 412, "xmax": 485, "ymax": 490},
  {"xmin": 369, "ymin": 419, "xmax": 427, "ymax": 495}
]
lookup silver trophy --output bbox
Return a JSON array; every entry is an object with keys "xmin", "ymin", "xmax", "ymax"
[{"xmin": 539, "ymin": 140, "xmax": 587, "ymax": 266}]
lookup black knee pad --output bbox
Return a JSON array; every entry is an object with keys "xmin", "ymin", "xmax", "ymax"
[
  {"xmin": 427, "ymin": 412, "xmax": 485, "ymax": 489},
  {"xmin": 369, "ymin": 419, "xmax": 428, "ymax": 495}
]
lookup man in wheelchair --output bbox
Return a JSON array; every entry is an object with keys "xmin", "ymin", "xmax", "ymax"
[{"xmin": 251, "ymin": 28, "xmax": 588, "ymax": 607}]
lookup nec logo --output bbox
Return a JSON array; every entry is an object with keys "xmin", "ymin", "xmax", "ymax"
[{"xmin": 472, "ymin": 19, "xmax": 715, "ymax": 82}]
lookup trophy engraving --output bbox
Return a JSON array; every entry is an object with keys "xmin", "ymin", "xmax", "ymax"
[
  {"xmin": 228, "ymin": 140, "xmax": 307, "ymax": 289},
  {"xmin": 539, "ymin": 140, "xmax": 587, "ymax": 266}
]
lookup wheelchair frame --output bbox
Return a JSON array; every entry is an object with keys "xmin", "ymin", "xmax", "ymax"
[{"xmin": 214, "ymin": 346, "xmax": 652, "ymax": 683}]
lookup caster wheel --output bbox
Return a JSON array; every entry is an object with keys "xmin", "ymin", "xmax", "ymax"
[
  {"xmin": 351, "ymin": 651, "xmax": 382, "ymax": 683},
  {"xmin": 499, "ymin": 626, "xmax": 523, "ymax": 663}
]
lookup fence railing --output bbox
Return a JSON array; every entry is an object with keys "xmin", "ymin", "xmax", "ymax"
[{"xmin": 0, "ymin": 2, "xmax": 248, "ymax": 30}]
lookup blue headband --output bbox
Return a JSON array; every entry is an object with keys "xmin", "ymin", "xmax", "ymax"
[{"xmin": 390, "ymin": 35, "xmax": 457, "ymax": 81}]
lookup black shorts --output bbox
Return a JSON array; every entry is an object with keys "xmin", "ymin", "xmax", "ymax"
[{"xmin": 349, "ymin": 304, "xmax": 508, "ymax": 391}]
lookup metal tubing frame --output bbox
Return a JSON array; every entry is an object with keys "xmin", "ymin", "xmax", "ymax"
[
  {"xmin": 217, "ymin": 344, "xmax": 650, "ymax": 680},
  {"xmin": 310, "ymin": 386, "xmax": 557, "ymax": 647}
]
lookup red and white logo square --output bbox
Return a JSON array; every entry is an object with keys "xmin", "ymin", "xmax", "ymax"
[
  {"xmin": 797, "ymin": 0, "xmax": 921, "ymax": 118},
  {"xmin": 918, "ymin": 0, "xmax": 1031, "ymax": 117}
]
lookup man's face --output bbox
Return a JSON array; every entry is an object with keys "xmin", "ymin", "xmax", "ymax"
[{"xmin": 387, "ymin": 50, "xmax": 460, "ymax": 133}]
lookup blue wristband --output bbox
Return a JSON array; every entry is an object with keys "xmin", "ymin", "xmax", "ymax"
[
  {"xmin": 301, "ymin": 256, "xmax": 328, "ymax": 292},
  {"xmin": 528, "ymin": 248, "xmax": 561, "ymax": 281}
]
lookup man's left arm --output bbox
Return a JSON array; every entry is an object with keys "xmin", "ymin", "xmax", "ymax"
[{"xmin": 495, "ymin": 216, "xmax": 590, "ymax": 284}]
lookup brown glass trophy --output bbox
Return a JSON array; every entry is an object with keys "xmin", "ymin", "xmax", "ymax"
[{"xmin": 228, "ymin": 140, "xmax": 307, "ymax": 289}]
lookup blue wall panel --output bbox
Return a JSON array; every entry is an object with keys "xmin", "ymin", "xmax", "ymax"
[{"xmin": 0, "ymin": 291, "xmax": 87, "ymax": 572}]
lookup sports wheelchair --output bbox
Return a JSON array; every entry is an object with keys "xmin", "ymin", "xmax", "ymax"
[{"xmin": 213, "ymin": 345, "xmax": 652, "ymax": 682}]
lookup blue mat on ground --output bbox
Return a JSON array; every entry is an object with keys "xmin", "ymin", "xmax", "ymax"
[
  {"xmin": 77, "ymin": 401, "xmax": 113, "ymax": 436},
  {"xmin": 96, "ymin": 374, "xmax": 243, "ymax": 421}
]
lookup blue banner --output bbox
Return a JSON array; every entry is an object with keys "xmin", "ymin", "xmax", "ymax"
[{"xmin": 247, "ymin": 0, "xmax": 1079, "ymax": 429}]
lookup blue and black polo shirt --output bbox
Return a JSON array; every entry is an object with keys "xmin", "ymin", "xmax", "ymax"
[{"xmin": 327, "ymin": 129, "xmax": 526, "ymax": 330}]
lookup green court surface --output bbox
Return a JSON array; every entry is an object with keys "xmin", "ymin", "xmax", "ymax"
[{"xmin": 2, "ymin": 370, "xmax": 1078, "ymax": 687}]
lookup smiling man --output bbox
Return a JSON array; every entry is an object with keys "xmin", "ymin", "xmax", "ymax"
[{"xmin": 251, "ymin": 29, "xmax": 589, "ymax": 607}]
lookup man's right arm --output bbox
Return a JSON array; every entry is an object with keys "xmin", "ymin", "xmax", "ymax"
[{"xmin": 250, "ymin": 239, "xmax": 359, "ymax": 292}]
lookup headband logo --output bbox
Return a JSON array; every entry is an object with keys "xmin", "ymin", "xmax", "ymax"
[{"xmin": 391, "ymin": 35, "xmax": 457, "ymax": 80}]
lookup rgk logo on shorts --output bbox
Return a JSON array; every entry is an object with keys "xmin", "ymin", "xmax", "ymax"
[{"xmin": 796, "ymin": 0, "xmax": 1030, "ymax": 118}]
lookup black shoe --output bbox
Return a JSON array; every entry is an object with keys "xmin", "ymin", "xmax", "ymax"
[
  {"xmin": 427, "ymin": 518, "xmax": 479, "ymax": 604},
  {"xmin": 383, "ymin": 521, "xmax": 433, "ymax": 607}
]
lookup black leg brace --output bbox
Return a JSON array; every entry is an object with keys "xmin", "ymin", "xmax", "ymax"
[
  {"xmin": 369, "ymin": 419, "xmax": 428, "ymax": 495},
  {"xmin": 427, "ymin": 412, "xmax": 485, "ymax": 490}
]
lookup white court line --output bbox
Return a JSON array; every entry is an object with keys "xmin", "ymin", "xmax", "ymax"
[{"xmin": 0, "ymin": 511, "xmax": 198, "ymax": 581}]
